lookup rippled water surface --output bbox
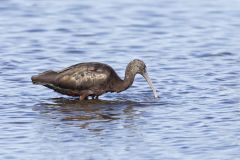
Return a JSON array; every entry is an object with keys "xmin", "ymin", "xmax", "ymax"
[{"xmin": 1, "ymin": 0, "xmax": 240, "ymax": 159}]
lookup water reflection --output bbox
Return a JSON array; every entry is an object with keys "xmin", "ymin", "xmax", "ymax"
[{"xmin": 34, "ymin": 97, "xmax": 140, "ymax": 131}]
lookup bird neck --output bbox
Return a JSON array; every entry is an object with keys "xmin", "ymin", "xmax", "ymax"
[{"xmin": 116, "ymin": 65, "xmax": 136, "ymax": 92}]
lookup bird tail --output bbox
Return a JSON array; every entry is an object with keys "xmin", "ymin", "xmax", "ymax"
[{"xmin": 31, "ymin": 70, "xmax": 58, "ymax": 85}]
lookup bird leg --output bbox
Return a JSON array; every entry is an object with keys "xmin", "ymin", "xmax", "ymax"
[
  {"xmin": 79, "ymin": 95, "xmax": 87, "ymax": 100},
  {"xmin": 79, "ymin": 90, "xmax": 93, "ymax": 100},
  {"xmin": 79, "ymin": 93, "xmax": 89, "ymax": 100},
  {"xmin": 91, "ymin": 95, "xmax": 99, "ymax": 100}
]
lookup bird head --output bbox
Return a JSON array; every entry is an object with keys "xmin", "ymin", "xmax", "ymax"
[
  {"xmin": 129, "ymin": 59, "xmax": 147, "ymax": 75},
  {"xmin": 128, "ymin": 59, "xmax": 159, "ymax": 98}
]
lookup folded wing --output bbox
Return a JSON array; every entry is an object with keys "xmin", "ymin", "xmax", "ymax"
[{"xmin": 55, "ymin": 63, "xmax": 111, "ymax": 90}]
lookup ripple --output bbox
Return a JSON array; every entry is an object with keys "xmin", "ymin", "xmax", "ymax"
[
  {"xmin": 192, "ymin": 52, "xmax": 235, "ymax": 58},
  {"xmin": 24, "ymin": 29, "xmax": 47, "ymax": 33},
  {"xmin": 54, "ymin": 28, "xmax": 72, "ymax": 33}
]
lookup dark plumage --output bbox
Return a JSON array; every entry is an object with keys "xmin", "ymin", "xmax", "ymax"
[{"xmin": 31, "ymin": 59, "xmax": 158, "ymax": 100}]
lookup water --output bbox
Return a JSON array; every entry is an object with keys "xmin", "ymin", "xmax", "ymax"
[{"xmin": 1, "ymin": 0, "xmax": 240, "ymax": 159}]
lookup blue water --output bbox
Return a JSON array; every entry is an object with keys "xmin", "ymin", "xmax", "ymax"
[{"xmin": 0, "ymin": 0, "xmax": 240, "ymax": 159}]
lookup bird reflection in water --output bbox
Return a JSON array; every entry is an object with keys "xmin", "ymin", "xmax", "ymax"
[{"xmin": 34, "ymin": 97, "xmax": 140, "ymax": 131}]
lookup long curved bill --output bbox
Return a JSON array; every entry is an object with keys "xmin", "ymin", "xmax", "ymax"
[{"xmin": 142, "ymin": 71, "xmax": 159, "ymax": 98}]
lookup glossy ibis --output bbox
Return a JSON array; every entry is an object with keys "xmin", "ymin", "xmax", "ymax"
[{"xmin": 31, "ymin": 59, "xmax": 158, "ymax": 100}]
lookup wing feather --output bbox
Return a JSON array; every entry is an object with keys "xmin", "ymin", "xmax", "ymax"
[{"xmin": 55, "ymin": 63, "xmax": 110, "ymax": 90}]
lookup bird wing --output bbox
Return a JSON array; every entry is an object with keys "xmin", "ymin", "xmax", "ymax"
[{"xmin": 55, "ymin": 63, "xmax": 111, "ymax": 90}]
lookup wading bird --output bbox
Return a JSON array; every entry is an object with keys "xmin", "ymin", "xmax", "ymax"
[{"xmin": 31, "ymin": 59, "xmax": 158, "ymax": 100}]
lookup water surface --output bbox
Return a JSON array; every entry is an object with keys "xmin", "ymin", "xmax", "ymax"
[{"xmin": 0, "ymin": 0, "xmax": 240, "ymax": 159}]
